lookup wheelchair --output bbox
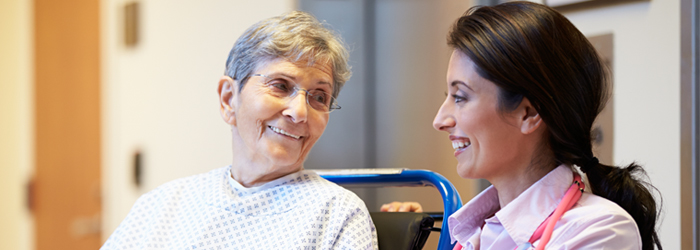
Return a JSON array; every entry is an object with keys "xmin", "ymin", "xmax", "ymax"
[{"xmin": 315, "ymin": 169, "xmax": 463, "ymax": 250}]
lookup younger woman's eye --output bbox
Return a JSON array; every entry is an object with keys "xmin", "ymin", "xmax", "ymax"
[{"xmin": 452, "ymin": 94, "xmax": 467, "ymax": 103}]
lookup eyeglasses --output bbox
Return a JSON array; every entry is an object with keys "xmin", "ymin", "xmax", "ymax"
[{"xmin": 251, "ymin": 74, "xmax": 341, "ymax": 113}]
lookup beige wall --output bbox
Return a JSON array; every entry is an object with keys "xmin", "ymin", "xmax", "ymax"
[
  {"xmin": 0, "ymin": 0, "xmax": 34, "ymax": 249},
  {"xmin": 373, "ymin": 0, "xmax": 477, "ymax": 210},
  {"xmin": 561, "ymin": 1, "xmax": 681, "ymax": 248},
  {"xmin": 370, "ymin": 2, "xmax": 477, "ymax": 248}
]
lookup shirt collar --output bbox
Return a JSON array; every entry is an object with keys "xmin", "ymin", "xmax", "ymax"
[
  {"xmin": 204, "ymin": 165, "xmax": 311, "ymax": 209},
  {"xmin": 496, "ymin": 165, "xmax": 573, "ymax": 245},
  {"xmin": 448, "ymin": 184, "xmax": 500, "ymax": 245},
  {"xmin": 448, "ymin": 165, "xmax": 574, "ymax": 246}
]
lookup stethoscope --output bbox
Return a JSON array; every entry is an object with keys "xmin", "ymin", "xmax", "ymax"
[{"xmin": 453, "ymin": 174, "xmax": 585, "ymax": 250}]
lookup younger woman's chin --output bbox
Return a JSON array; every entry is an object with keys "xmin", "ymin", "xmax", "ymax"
[{"xmin": 455, "ymin": 165, "xmax": 478, "ymax": 179}]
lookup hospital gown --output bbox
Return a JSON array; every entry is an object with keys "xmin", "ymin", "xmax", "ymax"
[{"xmin": 102, "ymin": 166, "xmax": 378, "ymax": 250}]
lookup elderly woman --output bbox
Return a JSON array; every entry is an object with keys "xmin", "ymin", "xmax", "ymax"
[{"xmin": 102, "ymin": 11, "xmax": 378, "ymax": 250}]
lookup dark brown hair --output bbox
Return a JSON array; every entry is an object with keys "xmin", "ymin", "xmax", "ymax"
[{"xmin": 447, "ymin": 2, "xmax": 662, "ymax": 249}]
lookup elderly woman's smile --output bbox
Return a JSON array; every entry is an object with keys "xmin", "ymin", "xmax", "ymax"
[
  {"xmin": 268, "ymin": 125, "xmax": 302, "ymax": 139},
  {"xmin": 221, "ymin": 58, "xmax": 333, "ymax": 187}
]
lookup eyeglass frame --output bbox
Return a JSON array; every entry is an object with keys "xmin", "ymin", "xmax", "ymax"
[{"xmin": 249, "ymin": 73, "xmax": 341, "ymax": 113}]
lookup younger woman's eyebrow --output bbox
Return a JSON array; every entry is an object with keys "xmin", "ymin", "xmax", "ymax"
[{"xmin": 451, "ymin": 80, "xmax": 474, "ymax": 91}]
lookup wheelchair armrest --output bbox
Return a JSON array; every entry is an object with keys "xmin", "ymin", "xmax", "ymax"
[{"xmin": 370, "ymin": 212, "xmax": 434, "ymax": 250}]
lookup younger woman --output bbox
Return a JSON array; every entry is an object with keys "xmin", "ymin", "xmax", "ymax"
[{"xmin": 386, "ymin": 2, "xmax": 662, "ymax": 249}]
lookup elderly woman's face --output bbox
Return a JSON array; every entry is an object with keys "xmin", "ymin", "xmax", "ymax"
[{"xmin": 228, "ymin": 58, "xmax": 333, "ymax": 175}]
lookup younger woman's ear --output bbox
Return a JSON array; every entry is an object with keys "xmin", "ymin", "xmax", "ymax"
[
  {"xmin": 518, "ymin": 97, "xmax": 544, "ymax": 135},
  {"xmin": 218, "ymin": 76, "xmax": 237, "ymax": 126}
]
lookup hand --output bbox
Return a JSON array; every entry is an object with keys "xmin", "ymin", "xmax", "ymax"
[{"xmin": 380, "ymin": 201, "xmax": 423, "ymax": 212}]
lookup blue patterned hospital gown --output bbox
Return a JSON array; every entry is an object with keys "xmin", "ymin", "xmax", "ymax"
[{"xmin": 102, "ymin": 166, "xmax": 378, "ymax": 250}]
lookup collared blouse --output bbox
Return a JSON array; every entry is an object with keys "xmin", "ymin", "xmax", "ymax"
[{"xmin": 448, "ymin": 165, "xmax": 642, "ymax": 250}]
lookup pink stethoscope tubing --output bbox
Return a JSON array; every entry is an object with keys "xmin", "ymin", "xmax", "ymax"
[{"xmin": 452, "ymin": 174, "xmax": 584, "ymax": 250}]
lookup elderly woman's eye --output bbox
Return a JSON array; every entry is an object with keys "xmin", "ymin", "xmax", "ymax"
[
  {"xmin": 310, "ymin": 91, "xmax": 329, "ymax": 105},
  {"xmin": 268, "ymin": 80, "xmax": 290, "ymax": 92}
]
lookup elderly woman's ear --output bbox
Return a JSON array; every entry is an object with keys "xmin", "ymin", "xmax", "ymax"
[{"xmin": 218, "ymin": 76, "xmax": 237, "ymax": 126}]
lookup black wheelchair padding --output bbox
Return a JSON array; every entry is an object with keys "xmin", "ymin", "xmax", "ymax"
[{"xmin": 370, "ymin": 212, "xmax": 436, "ymax": 250}]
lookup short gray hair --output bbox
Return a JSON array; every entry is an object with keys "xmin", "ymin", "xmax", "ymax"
[{"xmin": 224, "ymin": 11, "xmax": 351, "ymax": 99}]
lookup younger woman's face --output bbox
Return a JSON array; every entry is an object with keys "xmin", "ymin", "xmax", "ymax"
[{"xmin": 433, "ymin": 50, "xmax": 525, "ymax": 181}]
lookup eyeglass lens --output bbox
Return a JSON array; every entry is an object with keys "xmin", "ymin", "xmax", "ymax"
[{"xmin": 253, "ymin": 74, "xmax": 335, "ymax": 112}]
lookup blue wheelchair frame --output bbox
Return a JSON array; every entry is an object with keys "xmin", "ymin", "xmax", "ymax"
[{"xmin": 316, "ymin": 168, "xmax": 463, "ymax": 250}]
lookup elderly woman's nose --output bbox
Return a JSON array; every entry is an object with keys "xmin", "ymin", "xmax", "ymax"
[{"xmin": 283, "ymin": 93, "xmax": 309, "ymax": 123}]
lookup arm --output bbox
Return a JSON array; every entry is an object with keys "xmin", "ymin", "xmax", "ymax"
[{"xmin": 331, "ymin": 207, "xmax": 379, "ymax": 250}]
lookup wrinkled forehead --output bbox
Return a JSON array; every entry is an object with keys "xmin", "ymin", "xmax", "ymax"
[
  {"xmin": 256, "ymin": 56, "xmax": 334, "ymax": 82},
  {"xmin": 298, "ymin": 59, "xmax": 333, "ymax": 79}
]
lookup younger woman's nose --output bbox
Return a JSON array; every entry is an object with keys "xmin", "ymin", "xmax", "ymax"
[{"xmin": 433, "ymin": 100, "xmax": 455, "ymax": 132}]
